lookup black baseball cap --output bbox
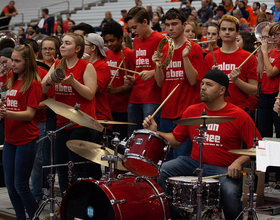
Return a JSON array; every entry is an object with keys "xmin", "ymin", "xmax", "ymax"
[
  {"xmin": 203, "ymin": 69, "xmax": 231, "ymax": 98},
  {"xmin": 0, "ymin": 47, "xmax": 13, "ymax": 59}
]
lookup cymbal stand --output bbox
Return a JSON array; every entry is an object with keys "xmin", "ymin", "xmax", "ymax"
[
  {"xmin": 101, "ymin": 132, "xmax": 121, "ymax": 183},
  {"xmin": 235, "ymin": 109, "xmax": 259, "ymax": 220},
  {"xmin": 193, "ymin": 112, "xmax": 208, "ymax": 220},
  {"xmin": 32, "ymin": 122, "xmax": 74, "ymax": 220}
]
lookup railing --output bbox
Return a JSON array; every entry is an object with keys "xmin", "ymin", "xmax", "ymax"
[
  {"xmin": 0, "ymin": 13, "xmax": 24, "ymax": 30},
  {"xmin": 81, "ymin": 0, "xmax": 103, "ymax": 9},
  {"xmin": 38, "ymin": 1, "xmax": 70, "ymax": 19}
]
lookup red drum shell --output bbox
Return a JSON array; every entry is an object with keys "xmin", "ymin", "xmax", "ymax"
[
  {"xmin": 122, "ymin": 129, "xmax": 170, "ymax": 177},
  {"xmin": 60, "ymin": 176, "xmax": 170, "ymax": 220}
]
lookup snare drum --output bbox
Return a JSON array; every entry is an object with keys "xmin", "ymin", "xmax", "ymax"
[
  {"xmin": 60, "ymin": 176, "xmax": 170, "ymax": 220},
  {"xmin": 122, "ymin": 129, "xmax": 170, "ymax": 178},
  {"xmin": 166, "ymin": 176, "xmax": 220, "ymax": 210}
]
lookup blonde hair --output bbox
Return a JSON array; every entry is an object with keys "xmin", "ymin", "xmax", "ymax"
[
  {"xmin": 256, "ymin": 12, "xmax": 267, "ymax": 25},
  {"xmin": 185, "ymin": 21, "xmax": 198, "ymax": 38},
  {"xmin": 123, "ymin": 32, "xmax": 133, "ymax": 50},
  {"xmin": 8, "ymin": 44, "xmax": 41, "ymax": 94},
  {"xmin": 219, "ymin": 14, "xmax": 240, "ymax": 31},
  {"xmin": 57, "ymin": 33, "xmax": 85, "ymax": 71}
]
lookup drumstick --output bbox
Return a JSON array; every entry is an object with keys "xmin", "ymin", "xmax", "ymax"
[
  {"xmin": 151, "ymin": 84, "xmax": 180, "ymax": 118},
  {"xmin": 238, "ymin": 45, "xmax": 261, "ymax": 69},
  {"xmin": 209, "ymin": 43, "xmax": 217, "ymax": 66},
  {"xmin": 191, "ymin": 171, "xmax": 244, "ymax": 181},
  {"xmin": 197, "ymin": 39, "xmax": 216, "ymax": 44},
  {"xmin": 109, "ymin": 60, "xmax": 123, "ymax": 86},
  {"xmin": 121, "ymin": 50, "xmax": 127, "ymax": 77},
  {"xmin": 51, "ymin": 55, "xmax": 56, "ymax": 62},
  {"xmin": 108, "ymin": 65, "xmax": 140, "ymax": 75}
]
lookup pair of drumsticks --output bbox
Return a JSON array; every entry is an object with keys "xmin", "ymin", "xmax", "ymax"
[{"xmin": 108, "ymin": 50, "xmax": 131, "ymax": 86}]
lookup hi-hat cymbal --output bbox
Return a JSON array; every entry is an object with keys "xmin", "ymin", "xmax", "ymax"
[
  {"xmin": 97, "ymin": 120, "xmax": 137, "ymax": 125},
  {"xmin": 228, "ymin": 148, "xmax": 256, "ymax": 157},
  {"xmin": 66, "ymin": 140, "xmax": 127, "ymax": 171},
  {"xmin": 44, "ymin": 99, "xmax": 104, "ymax": 132},
  {"xmin": 173, "ymin": 115, "xmax": 236, "ymax": 125}
]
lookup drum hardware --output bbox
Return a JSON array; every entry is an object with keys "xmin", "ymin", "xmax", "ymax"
[
  {"xmin": 32, "ymin": 122, "xmax": 74, "ymax": 220},
  {"xmin": 232, "ymin": 109, "xmax": 259, "ymax": 220},
  {"xmin": 150, "ymin": 192, "xmax": 166, "ymax": 199},
  {"xmin": 110, "ymin": 199, "xmax": 127, "ymax": 205}
]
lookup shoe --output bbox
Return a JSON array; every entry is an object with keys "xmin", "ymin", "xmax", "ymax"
[{"xmin": 44, "ymin": 207, "xmax": 60, "ymax": 220}]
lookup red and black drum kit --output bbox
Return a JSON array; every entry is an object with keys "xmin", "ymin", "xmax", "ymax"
[{"xmin": 32, "ymin": 101, "xmax": 258, "ymax": 220}]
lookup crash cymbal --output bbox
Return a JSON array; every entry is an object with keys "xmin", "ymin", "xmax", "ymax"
[
  {"xmin": 44, "ymin": 99, "xmax": 104, "ymax": 132},
  {"xmin": 97, "ymin": 120, "xmax": 137, "ymax": 125},
  {"xmin": 173, "ymin": 115, "xmax": 236, "ymax": 125},
  {"xmin": 228, "ymin": 148, "xmax": 256, "ymax": 157},
  {"xmin": 66, "ymin": 140, "xmax": 127, "ymax": 171}
]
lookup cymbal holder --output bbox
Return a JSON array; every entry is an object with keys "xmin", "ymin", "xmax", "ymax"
[
  {"xmin": 193, "ymin": 111, "xmax": 207, "ymax": 220},
  {"xmin": 32, "ymin": 122, "xmax": 74, "ymax": 220}
]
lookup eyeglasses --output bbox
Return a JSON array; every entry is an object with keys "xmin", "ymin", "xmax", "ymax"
[
  {"xmin": 42, "ymin": 48, "xmax": 55, "ymax": 52},
  {"xmin": 270, "ymin": 33, "xmax": 280, "ymax": 38},
  {"xmin": 261, "ymin": 36, "xmax": 271, "ymax": 40}
]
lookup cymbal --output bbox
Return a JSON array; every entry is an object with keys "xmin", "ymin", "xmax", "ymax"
[
  {"xmin": 66, "ymin": 140, "xmax": 127, "ymax": 171},
  {"xmin": 228, "ymin": 148, "xmax": 256, "ymax": 157},
  {"xmin": 36, "ymin": 60, "xmax": 50, "ymax": 71},
  {"xmin": 173, "ymin": 115, "xmax": 236, "ymax": 125},
  {"xmin": 97, "ymin": 120, "xmax": 137, "ymax": 125},
  {"xmin": 44, "ymin": 99, "xmax": 104, "ymax": 132}
]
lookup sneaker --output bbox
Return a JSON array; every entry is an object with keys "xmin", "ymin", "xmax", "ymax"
[{"xmin": 44, "ymin": 207, "xmax": 60, "ymax": 220}]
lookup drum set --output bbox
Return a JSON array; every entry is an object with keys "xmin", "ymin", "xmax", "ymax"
[{"xmin": 33, "ymin": 100, "xmax": 259, "ymax": 220}]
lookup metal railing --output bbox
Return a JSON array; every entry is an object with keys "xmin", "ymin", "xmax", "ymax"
[
  {"xmin": 38, "ymin": 1, "xmax": 70, "ymax": 19},
  {"xmin": 0, "ymin": 13, "xmax": 24, "ymax": 30},
  {"xmin": 81, "ymin": 0, "xmax": 103, "ymax": 9}
]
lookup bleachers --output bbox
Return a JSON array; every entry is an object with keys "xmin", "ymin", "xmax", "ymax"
[{"xmin": 4, "ymin": 0, "xmax": 276, "ymax": 31}]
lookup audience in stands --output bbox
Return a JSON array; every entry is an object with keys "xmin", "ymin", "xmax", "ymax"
[
  {"xmin": 39, "ymin": 8, "xmax": 54, "ymax": 36},
  {"xmin": 248, "ymin": 2, "xmax": 260, "ymax": 27},
  {"xmin": 67, "ymin": 19, "xmax": 75, "ymax": 33},
  {"xmin": 94, "ymin": 11, "xmax": 115, "ymax": 33},
  {"xmin": 0, "ymin": 1, "xmax": 18, "ymax": 30},
  {"xmin": 26, "ymin": 25, "xmax": 35, "ymax": 39},
  {"xmin": 273, "ymin": 0, "xmax": 280, "ymax": 22},
  {"xmin": 261, "ymin": 3, "xmax": 267, "ymax": 13},
  {"xmin": 198, "ymin": 0, "xmax": 214, "ymax": 24}
]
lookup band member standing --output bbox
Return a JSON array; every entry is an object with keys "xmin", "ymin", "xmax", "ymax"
[
  {"xmin": 200, "ymin": 15, "xmax": 258, "ymax": 111},
  {"xmin": 143, "ymin": 69, "xmax": 261, "ymax": 220},
  {"xmin": 258, "ymin": 22, "xmax": 280, "ymax": 138},
  {"xmin": 41, "ymin": 33, "xmax": 97, "ymax": 196},
  {"xmin": 152, "ymin": 8, "xmax": 203, "ymax": 160},
  {"xmin": 124, "ymin": 7, "xmax": 166, "ymax": 136},
  {"xmin": 0, "ymin": 44, "xmax": 42, "ymax": 220},
  {"xmin": 102, "ymin": 21, "xmax": 134, "ymax": 141}
]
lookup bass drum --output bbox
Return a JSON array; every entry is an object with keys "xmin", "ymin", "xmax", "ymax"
[{"xmin": 60, "ymin": 176, "xmax": 170, "ymax": 220}]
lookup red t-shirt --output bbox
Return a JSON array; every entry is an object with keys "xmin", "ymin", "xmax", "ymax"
[
  {"xmin": 202, "ymin": 47, "xmax": 219, "ymax": 54},
  {"xmin": 261, "ymin": 48, "xmax": 280, "ymax": 94},
  {"xmin": 200, "ymin": 47, "xmax": 258, "ymax": 110},
  {"xmin": 130, "ymin": 31, "xmax": 164, "ymax": 104},
  {"xmin": 5, "ymin": 79, "xmax": 42, "ymax": 145},
  {"xmin": 92, "ymin": 59, "xmax": 113, "ymax": 122},
  {"xmin": 54, "ymin": 59, "xmax": 96, "ymax": 128},
  {"xmin": 172, "ymin": 102, "xmax": 261, "ymax": 167},
  {"xmin": 35, "ymin": 67, "xmax": 55, "ymax": 123},
  {"xmin": 105, "ymin": 47, "xmax": 133, "ymax": 113},
  {"xmin": 161, "ymin": 40, "xmax": 203, "ymax": 119},
  {"xmin": 0, "ymin": 74, "xmax": 8, "ymax": 87}
]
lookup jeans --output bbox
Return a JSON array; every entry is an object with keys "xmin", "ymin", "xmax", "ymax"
[
  {"xmin": 160, "ymin": 118, "xmax": 193, "ymax": 161},
  {"xmin": 157, "ymin": 156, "xmax": 243, "ymax": 220},
  {"xmin": 54, "ymin": 126, "xmax": 90, "ymax": 196},
  {"xmin": 257, "ymin": 93, "xmax": 280, "ymax": 138},
  {"xmin": 43, "ymin": 108, "xmax": 57, "ymax": 188},
  {"xmin": 127, "ymin": 103, "xmax": 161, "ymax": 137},
  {"xmin": 3, "ymin": 139, "xmax": 38, "ymax": 220},
  {"xmin": 31, "ymin": 122, "xmax": 46, "ymax": 201}
]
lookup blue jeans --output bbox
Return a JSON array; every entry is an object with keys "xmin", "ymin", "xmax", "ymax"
[
  {"xmin": 31, "ymin": 122, "xmax": 46, "ymax": 201},
  {"xmin": 160, "ymin": 118, "xmax": 193, "ymax": 161},
  {"xmin": 43, "ymin": 108, "xmax": 57, "ymax": 188},
  {"xmin": 257, "ymin": 93, "xmax": 280, "ymax": 138},
  {"xmin": 157, "ymin": 156, "xmax": 243, "ymax": 220},
  {"xmin": 127, "ymin": 103, "xmax": 161, "ymax": 137},
  {"xmin": 54, "ymin": 126, "xmax": 90, "ymax": 196},
  {"xmin": 3, "ymin": 139, "xmax": 38, "ymax": 220}
]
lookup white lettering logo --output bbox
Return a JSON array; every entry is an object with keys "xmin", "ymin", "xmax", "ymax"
[
  {"xmin": 218, "ymin": 62, "xmax": 236, "ymax": 71},
  {"xmin": 136, "ymin": 48, "xmax": 146, "ymax": 58},
  {"xmin": 204, "ymin": 124, "xmax": 221, "ymax": 145}
]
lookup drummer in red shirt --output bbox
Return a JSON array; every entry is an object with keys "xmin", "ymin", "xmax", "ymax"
[
  {"xmin": 102, "ymin": 21, "xmax": 134, "ymax": 141},
  {"xmin": 143, "ymin": 69, "xmax": 261, "ymax": 220},
  {"xmin": 124, "ymin": 7, "xmax": 166, "ymax": 136},
  {"xmin": 200, "ymin": 15, "xmax": 258, "ymax": 111}
]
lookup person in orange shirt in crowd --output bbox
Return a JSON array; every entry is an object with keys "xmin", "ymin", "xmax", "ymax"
[
  {"xmin": 248, "ymin": 2, "xmax": 260, "ymax": 27},
  {"xmin": 26, "ymin": 25, "xmax": 35, "ymax": 39},
  {"xmin": 160, "ymin": 22, "xmax": 168, "ymax": 37},
  {"xmin": 0, "ymin": 1, "xmax": 18, "ymax": 30},
  {"xmin": 63, "ymin": 12, "xmax": 71, "ymax": 27},
  {"xmin": 261, "ymin": 3, "xmax": 267, "ymax": 13},
  {"xmin": 225, "ymin": 0, "xmax": 234, "ymax": 14},
  {"xmin": 244, "ymin": 0, "xmax": 254, "ymax": 18},
  {"xmin": 233, "ymin": 9, "xmax": 250, "ymax": 30},
  {"xmin": 118, "ymin": 9, "xmax": 128, "ymax": 28}
]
